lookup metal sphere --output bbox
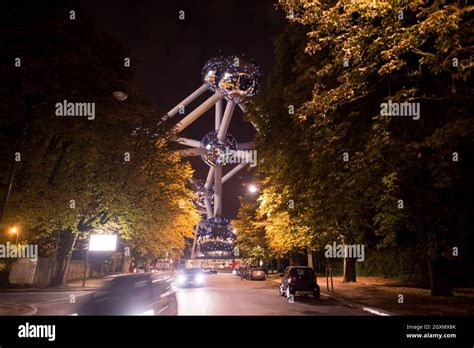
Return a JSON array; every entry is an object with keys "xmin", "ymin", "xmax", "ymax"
[
  {"xmin": 217, "ymin": 55, "xmax": 261, "ymax": 104},
  {"xmin": 201, "ymin": 57, "xmax": 225, "ymax": 92},
  {"xmin": 199, "ymin": 241, "xmax": 233, "ymax": 253},
  {"xmin": 205, "ymin": 217, "xmax": 234, "ymax": 238},
  {"xmin": 200, "ymin": 130, "xmax": 237, "ymax": 167}
]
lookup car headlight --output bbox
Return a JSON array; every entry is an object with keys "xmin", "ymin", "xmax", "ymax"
[
  {"xmin": 195, "ymin": 274, "xmax": 204, "ymax": 283},
  {"xmin": 178, "ymin": 275, "xmax": 186, "ymax": 283},
  {"xmin": 139, "ymin": 309, "xmax": 154, "ymax": 315}
]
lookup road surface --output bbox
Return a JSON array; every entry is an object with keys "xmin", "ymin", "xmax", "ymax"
[
  {"xmin": 176, "ymin": 272, "xmax": 368, "ymax": 315},
  {"xmin": 0, "ymin": 273, "xmax": 369, "ymax": 315}
]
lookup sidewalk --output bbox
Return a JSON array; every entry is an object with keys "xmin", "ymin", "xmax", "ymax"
[
  {"xmin": 65, "ymin": 277, "xmax": 111, "ymax": 290},
  {"xmin": 0, "ymin": 271, "xmax": 175, "ymax": 292},
  {"xmin": 267, "ymin": 275, "xmax": 474, "ymax": 315},
  {"xmin": 0, "ymin": 277, "xmax": 110, "ymax": 292}
]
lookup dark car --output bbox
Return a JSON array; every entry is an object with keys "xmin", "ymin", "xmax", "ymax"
[
  {"xmin": 75, "ymin": 273, "xmax": 177, "ymax": 315},
  {"xmin": 279, "ymin": 266, "xmax": 320, "ymax": 300},
  {"xmin": 177, "ymin": 268, "xmax": 205, "ymax": 287}
]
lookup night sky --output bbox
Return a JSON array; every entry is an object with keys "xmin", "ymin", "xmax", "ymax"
[{"xmin": 77, "ymin": 0, "xmax": 286, "ymax": 218}]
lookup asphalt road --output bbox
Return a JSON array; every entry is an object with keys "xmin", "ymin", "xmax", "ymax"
[
  {"xmin": 0, "ymin": 273, "xmax": 369, "ymax": 315},
  {"xmin": 0, "ymin": 290, "xmax": 95, "ymax": 315},
  {"xmin": 176, "ymin": 273, "xmax": 368, "ymax": 315}
]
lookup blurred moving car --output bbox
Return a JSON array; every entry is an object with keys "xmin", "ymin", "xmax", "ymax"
[
  {"xmin": 177, "ymin": 268, "xmax": 205, "ymax": 287},
  {"xmin": 279, "ymin": 266, "xmax": 320, "ymax": 300},
  {"xmin": 74, "ymin": 273, "xmax": 177, "ymax": 315}
]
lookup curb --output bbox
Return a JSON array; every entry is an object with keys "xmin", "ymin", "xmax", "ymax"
[
  {"xmin": 320, "ymin": 292, "xmax": 394, "ymax": 316},
  {"xmin": 0, "ymin": 287, "xmax": 101, "ymax": 293},
  {"xmin": 21, "ymin": 304, "xmax": 38, "ymax": 316},
  {"xmin": 266, "ymin": 277, "xmax": 394, "ymax": 316},
  {"xmin": 0, "ymin": 302, "xmax": 38, "ymax": 316}
]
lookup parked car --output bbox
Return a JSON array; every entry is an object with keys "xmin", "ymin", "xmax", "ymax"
[
  {"xmin": 177, "ymin": 268, "xmax": 205, "ymax": 287},
  {"xmin": 74, "ymin": 273, "xmax": 177, "ymax": 315},
  {"xmin": 279, "ymin": 266, "xmax": 320, "ymax": 300},
  {"xmin": 203, "ymin": 267, "xmax": 217, "ymax": 275},
  {"xmin": 246, "ymin": 266, "xmax": 266, "ymax": 280}
]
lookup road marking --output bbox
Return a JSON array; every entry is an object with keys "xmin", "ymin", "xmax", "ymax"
[{"xmin": 362, "ymin": 307, "xmax": 391, "ymax": 316}]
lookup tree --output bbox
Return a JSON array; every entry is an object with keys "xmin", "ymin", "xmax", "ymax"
[
  {"xmin": 232, "ymin": 196, "xmax": 268, "ymax": 264},
  {"xmin": 0, "ymin": 3, "xmax": 199, "ymax": 286},
  {"xmin": 243, "ymin": 0, "xmax": 473, "ymax": 294}
]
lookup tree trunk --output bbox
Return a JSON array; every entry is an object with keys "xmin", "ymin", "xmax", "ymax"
[
  {"xmin": 144, "ymin": 259, "xmax": 151, "ymax": 272},
  {"xmin": 49, "ymin": 229, "xmax": 77, "ymax": 287},
  {"xmin": 122, "ymin": 254, "xmax": 132, "ymax": 273},
  {"xmin": 307, "ymin": 248, "xmax": 313, "ymax": 269},
  {"xmin": 47, "ymin": 140, "xmax": 71, "ymax": 186},
  {"xmin": 343, "ymin": 257, "xmax": 357, "ymax": 283},
  {"xmin": 427, "ymin": 257, "xmax": 453, "ymax": 296},
  {"xmin": 277, "ymin": 258, "xmax": 281, "ymax": 273}
]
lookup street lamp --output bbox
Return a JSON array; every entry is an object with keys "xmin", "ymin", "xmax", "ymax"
[
  {"xmin": 9, "ymin": 226, "xmax": 19, "ymax": 245},
  {"xmin": 248, "ymin": 184, "xmax": 258, "ymax": 193}
]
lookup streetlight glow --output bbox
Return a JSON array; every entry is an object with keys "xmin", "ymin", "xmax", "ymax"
[
  {"xmin": 9, "ymin": 226, "xmax": 19, "ymax": 244},
  {"xmin": 248, "ymin": 184, "xmax": 258, "ymax": 193}
]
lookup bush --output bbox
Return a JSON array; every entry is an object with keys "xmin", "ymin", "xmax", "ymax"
[{"xmin": 356, "ymin": 247, "xmax": 428, "ymax": 285}]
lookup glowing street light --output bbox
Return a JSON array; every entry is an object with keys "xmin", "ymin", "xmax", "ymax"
[
  {"xmin": 9, "ymin": 226, "xmax": 19, "ymax": 244},
  {"xmin": 248, "ymin": 184, "xmax": 258, "ymax": 193}
]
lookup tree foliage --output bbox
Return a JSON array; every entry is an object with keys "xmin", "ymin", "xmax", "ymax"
[
  {"xmin": 235, "ymin": 0, "xmax": 473, "ymax": 294},
  {"xmin": 0, "ymin": 3, "xmax": 199, "ymax": 285}
]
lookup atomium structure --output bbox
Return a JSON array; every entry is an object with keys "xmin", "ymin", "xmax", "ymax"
[{"xmin": 160, "ymin": 54, "xmax": 260, "ymax": 259}]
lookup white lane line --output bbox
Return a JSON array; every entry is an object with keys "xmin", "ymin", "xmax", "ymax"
[{"xmin": 362, "ymin": 307, "xmax": 391, "ymax": 316}]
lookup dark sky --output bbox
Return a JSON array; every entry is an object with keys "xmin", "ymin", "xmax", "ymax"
[{"xmin": 77, "ymin": 0, "xmax": 286, "ymax": 218}]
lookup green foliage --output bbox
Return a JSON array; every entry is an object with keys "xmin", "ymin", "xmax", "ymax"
[
  {"xmin": 232, "ymin": 196, "xmax": 268, "ymax": 262},
  {"xmin": 234, "ymin": 0, "xmax": 474, "ymax": 293},
  {"xmin": 0, "ymin": 3, "xmax": 199, "ymax": 262},
  {"xmin": 356, "ymin": 247, "xmax": 427, "ymax": 284}
]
